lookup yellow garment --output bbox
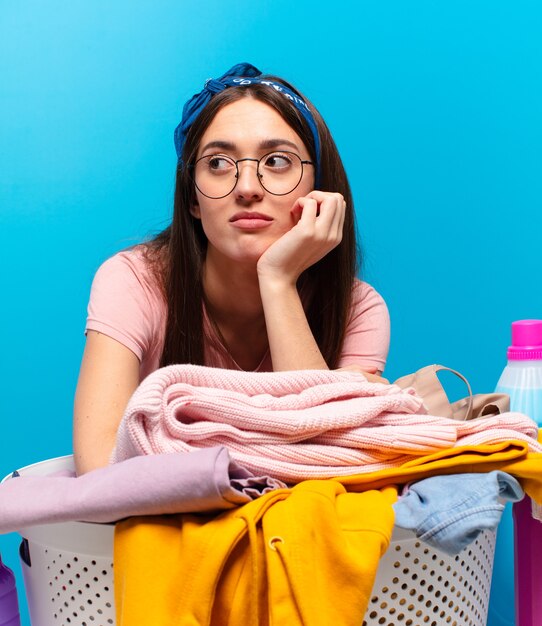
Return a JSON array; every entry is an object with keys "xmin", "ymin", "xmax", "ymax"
[
  {"xmin": 114, "ymin": 481, "xmax": 396, "ymax": 626},
  {"xmin": 114, "ymin": 442, "xmax": 542, "ymax": 625},
  {"xmin": 338, "ymin": 440, "xmax": 542, "ymax": 502}
]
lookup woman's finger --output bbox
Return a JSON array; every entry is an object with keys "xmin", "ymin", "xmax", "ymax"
[
  {"xmin": 327, "ymin": 196, "xmax": 346, "ymax": 239},
  {"xmin": 304, "ymin": 192, "xmax": 344, "ymax": 233},
  {"xmin": 291, "ymin": 196, "xmax": 318, "ymax": 225},
  {"xmin": 316, "ymin": 194, "xmax": 346, "ymax": 241}
]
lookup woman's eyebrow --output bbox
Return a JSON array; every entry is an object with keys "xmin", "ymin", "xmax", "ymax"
[
  {"xmin": 259, "ymin": 138, "xmax": 300, "ymax": 151},
  {"xmin": 200, "ymin": 140, "xmax": 235, "ymax": 153},
  {"xmin": 200, "ymin": 138, "xmax": 301, "ymax": 154}
]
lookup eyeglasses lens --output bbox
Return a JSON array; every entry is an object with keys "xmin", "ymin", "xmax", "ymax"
[{"xmin": 194, "ymin": 152, "xmax": 304, "ymax": 198}]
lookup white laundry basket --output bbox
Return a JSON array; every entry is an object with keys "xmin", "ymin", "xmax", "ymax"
[{"xmin": 6, "ymin": 456, "xmax": 496, "ymax": 626}]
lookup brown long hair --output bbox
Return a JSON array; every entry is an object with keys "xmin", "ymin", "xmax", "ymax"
[{"xmin": 144, "ymin": 75, "xmax": 360, "ymax": 369}]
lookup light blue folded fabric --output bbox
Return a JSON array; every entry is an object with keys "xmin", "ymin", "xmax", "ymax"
[{"xmin": 393, "ymin": 471, "xmax": 524, "ymax": 554}]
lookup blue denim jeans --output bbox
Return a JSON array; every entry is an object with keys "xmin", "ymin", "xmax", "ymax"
[{"xmin": 393, "ymin": 471, "xmax": 524, "ymax": 554}]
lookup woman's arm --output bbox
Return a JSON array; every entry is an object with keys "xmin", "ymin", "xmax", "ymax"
[
  {"xmin": 257, "ymin": 191, "xmax": 389, "ymax": 381},
  {"xmin": 73, "ymin": 330, "xmax": 140, "ymax": 475},
  {"xmin": 257, "ymin": 191, "xmax": 345, "ymax": 371}
]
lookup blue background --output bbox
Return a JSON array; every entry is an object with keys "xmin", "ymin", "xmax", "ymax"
[{"xmin": 1, "ymin": 1, "xmax": 541, "ymax": 624}]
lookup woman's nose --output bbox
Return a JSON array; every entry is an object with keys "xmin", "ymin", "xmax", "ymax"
[{"xmin": 234, "ymin": 160, "xmax": 264, "ymax": 201}]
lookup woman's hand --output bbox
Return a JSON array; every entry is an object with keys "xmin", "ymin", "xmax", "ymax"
[
  {"xmin": 337, "ymin": 364, "xmax": 390, "ymax": 384},
  {"xmin": 257, "ymin": 190, "xmax": 346, "ymax": 284}
]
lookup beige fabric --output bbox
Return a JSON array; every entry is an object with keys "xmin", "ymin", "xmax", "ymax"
[{"xmin": 395, "ymin": 364, "xmax": 510, "ymax": 421}]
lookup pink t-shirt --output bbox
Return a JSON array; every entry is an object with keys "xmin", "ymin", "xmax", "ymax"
[{"xmin": 85, "ymin": 248, "xmax": 390, "ymax": 381}]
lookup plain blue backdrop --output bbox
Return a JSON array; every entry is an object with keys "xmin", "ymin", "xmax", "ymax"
[{"xmin": 1, "ymin": 2, "xmax": 541, "ymax": 625}]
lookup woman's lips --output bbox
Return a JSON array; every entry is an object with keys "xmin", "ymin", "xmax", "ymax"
[{"xmin": 229, "ymin": 212, "xmax": 273, "ymax": 230}]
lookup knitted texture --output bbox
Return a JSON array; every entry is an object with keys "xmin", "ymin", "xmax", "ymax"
[{"xmin": 112, "ymin": 365, "xmax": 542, "ymax": 482}]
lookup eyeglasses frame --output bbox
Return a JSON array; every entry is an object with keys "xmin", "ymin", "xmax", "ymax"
[{"xmin": 191, "ymin": 150, "xmax": 315, "ymax": 199}]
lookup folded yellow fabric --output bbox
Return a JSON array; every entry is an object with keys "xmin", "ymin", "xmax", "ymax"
[
  {"xmin": 338, "ymin": 440, "xmax": 542, "ymax": 502},
  {"xmin": 114, "ymin": 481, "xmax": 396, "ymax": 626}
]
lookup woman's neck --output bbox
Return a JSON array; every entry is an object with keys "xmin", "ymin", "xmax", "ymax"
[
  {"xmin": 202, "ymin": 253, "xmax": 263, "ymax": 322},
  {"xmin": 202, "ymin": 253, "xmax": 270, "ymax": 370}
]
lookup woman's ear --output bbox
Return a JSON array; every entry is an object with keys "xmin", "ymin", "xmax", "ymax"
[{"xmin": 189, "ymin": 202, "xmax": 201, "ymax": 219}]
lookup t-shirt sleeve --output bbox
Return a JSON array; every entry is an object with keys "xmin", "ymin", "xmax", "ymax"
[
  {"xmin": 338, "ymin": 280, "xmax": 391, "ymax": 373},
  {"xmin": 85, "ymin": 251, "xmax": 162, "ymax": 362}
]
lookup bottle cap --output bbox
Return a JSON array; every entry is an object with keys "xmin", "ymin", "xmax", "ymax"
[{"xmin": 508, "ymin": 319, "xmax": 542, "ymax": 360}]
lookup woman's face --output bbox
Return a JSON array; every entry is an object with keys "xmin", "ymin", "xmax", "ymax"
[{"xmin": 191, "ymin": 97, "xmax": 315, "ymax": 267}]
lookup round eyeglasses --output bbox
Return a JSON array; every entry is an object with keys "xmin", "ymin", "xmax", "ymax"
[{"xmin": 193, "ymin": 151, "xmax": 314, "ymax": 199}]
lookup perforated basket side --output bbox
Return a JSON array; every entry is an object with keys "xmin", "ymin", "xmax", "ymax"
[
  {"xmin": 21, "ymin": 539, "xmax": 115, "ymax": 626},
  {"xmin": 362, "ymin": 529, "xmax": 496, "ymax": 626},
  {"xmin": 20, "ymin": 527, "xmax": 495, "ymax": 626}
]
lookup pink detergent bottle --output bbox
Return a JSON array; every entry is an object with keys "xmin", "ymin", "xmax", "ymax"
[
  {"xmin": 0, "ymin": 553, "xmax": 21, "ymax": 626},
  {"xmin": 496, "ymin": 319, "xmax": 542, "ymax": 626}
]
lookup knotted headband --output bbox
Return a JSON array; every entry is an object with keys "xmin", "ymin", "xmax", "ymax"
[{"xmin": 173, "ymin": 62, "xmax": 321, "ymax": 188}]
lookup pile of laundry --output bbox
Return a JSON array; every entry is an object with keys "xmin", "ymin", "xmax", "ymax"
[
  {"xmin": 2, "ymin": 364, "xmax": 542, "ymax": 626},
  {"xmin": 113, "ymin": 364, "xmax": 542, "ymax": 480},
  {"xmin": 0, "ymin": 364, "xmax": 539, "ymax": 546}
]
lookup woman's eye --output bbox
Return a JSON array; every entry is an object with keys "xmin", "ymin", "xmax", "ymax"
[
  {"xmin": 207, "ymin": 156, "xmax": 234, "ymax": 172},
  {"xmin": 264, "ymin": 153, "xmax": 293, "ymax": 169}
]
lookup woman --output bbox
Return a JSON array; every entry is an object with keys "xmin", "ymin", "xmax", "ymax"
[{"xmin": 73, "ymin": 63, "xmax": 390, "ymax": 474}]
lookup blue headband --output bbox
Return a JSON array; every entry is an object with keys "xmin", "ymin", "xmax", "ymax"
[{"xmin": 173, "ymin": 62, "xmax": 321, "ymax": 188}]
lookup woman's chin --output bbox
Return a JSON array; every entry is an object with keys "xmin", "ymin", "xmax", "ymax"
[
  {"xmin": 206, "ymin": 246, "xmax": 270, "ymax": 269},
  {"xmin": 223, "ymin": 241, "xmax": 277, "ymax": 265}
]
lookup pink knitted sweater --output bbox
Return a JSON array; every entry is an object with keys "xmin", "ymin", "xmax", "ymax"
[{"xmin": 112, "ymin": 365, "xmax": 542, "ymax": 482}]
